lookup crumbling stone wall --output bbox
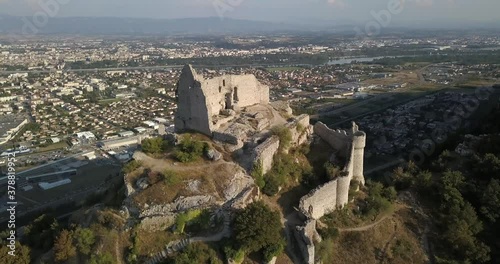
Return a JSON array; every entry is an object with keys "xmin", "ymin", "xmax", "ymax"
[
  {"xmin": 293, "ymin": 220, "xmax": 321, "ymax": 264},
  {"xmin": 286, "ymin": 114, "xmax": 313, "ymax": 147},
  {"xmin": 174, "ymin": 65, "xmax": 211, "ymax": 135},
  {"xmin": 175, "ymin": 65, "xmax": 269, "ymax": 136},
  {"xmin": 299, "ymin": 122, "xmax": 366, "ymax": 220},
  {"xmin": 252, "ymin": 136, "xmax": 280, "ymax": 174},
  {"xmin": 313, "ymin": 122, "xmax": 351, "ymax": 158}
]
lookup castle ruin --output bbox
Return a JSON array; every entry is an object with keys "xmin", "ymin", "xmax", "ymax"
[
  {"xmin": 299, "ymin": 121, "xmax": 366, "ymax": 219},
  {"xmin": 174, "ymin": 65, "xmax": 366, "ymax": 264},
  {"xmin": 175, "ymin": 65, "xmax": 270, "ymax": 136}
]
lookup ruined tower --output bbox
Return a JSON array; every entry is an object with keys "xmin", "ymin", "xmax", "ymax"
[{"xmin": 174, "ymin": 65, "xmax": 270, "ymax": 136}]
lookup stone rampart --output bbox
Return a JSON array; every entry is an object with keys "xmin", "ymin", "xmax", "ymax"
[
  {"xmin": 252, "ymin": 136, "xmax": 280, "ymax": 174},
  {"xmin": 294, "ymin": 220, "xmax": 320, "ymax": 264},
  {"xmin": 299, "ymin": 122, "xmax": 365, "ymax": 220},
  {"xmin": 286, "ymin": 114, "xmax": 312, "ymax": 147},
  {"xmin": 314, "ymin": 122, "xmax": 351, "ymax": 158}
]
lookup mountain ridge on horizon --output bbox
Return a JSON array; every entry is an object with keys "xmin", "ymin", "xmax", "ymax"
[{"xmin": 0, "ymin": 14, "xmax": 498, "ymax": 36}]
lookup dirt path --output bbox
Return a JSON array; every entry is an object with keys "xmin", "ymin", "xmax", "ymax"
[
  {"xmin": 115, "ymin": 234, "xmax": 124, "ymax": 264},
  {"xmin": 338, "ymin": 213, "xmax": 392, "ymax": 232},
  {"xmin": 378, "ymin": 219, "xmax": 398, "ymax": 264}
]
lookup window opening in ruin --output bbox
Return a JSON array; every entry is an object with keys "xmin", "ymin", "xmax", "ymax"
[
  {"xmin": 233, "ymin": 87, "xmax": 239, "ymax": 102},
  {"xmin": 225, "ymin": 93, "xmax": 232, "ymax": 109},
  {"xmin": 223, "ymin": 80, "xmax": 226, "ymax": 87},
  {"xmin": 219, "ymin": 86, "xmax": 222, "ymax": 93}
]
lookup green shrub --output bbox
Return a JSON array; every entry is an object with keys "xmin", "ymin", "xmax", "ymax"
[
  {"xmin": 122, "ymin": 160, "xmax": 141, "ymax": 174},
  {"xmin": 173, "ymin": 137, "xmax": 208, "ymax": 163},
  {"xmin": 162, "ymin": 170, "xmax": 181, "ymax": 186},
  {"xmin": 263, "ymin": 241, "xmax": 285, "ymax": 262},
  {"xmin": 324, "ymin": 162, "xmax": 343, "ymax": 180},
  {"xmin": 174, "ymin": 209, "xmax": 212, "ymax": 234},
  {"xmin": 262, "ymin": 175, "xmax": 281, "ymax": 196},
  {"xmin": 251, "ymin": 161, "xmax": 265, "ymax": 189},
  {"xmin": 318, "ymin": 226, "xmax": 339, "ymax": 240},
  {"xmin": 271, "ymin": 125, "xmax": 292, "ymax": 151},
  {"xmin": 141, "ymin": 137, "xmax": 164, "ymax": 154},
  {"xmin": 172, "ymin": 242, "xmax": 222, "ymax": 264},
  {"xmin": 224, "ymin": 246, "xmax": 245, "ymax": 263}
]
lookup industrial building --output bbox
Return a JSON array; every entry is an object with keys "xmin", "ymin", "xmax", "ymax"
[
  {"xmin": 0, "ymin": 114, "xmax": 28, "ymax": 145},
  {"xmin": 97, "ymin": 135, "xmax": 144, "ymax": 150}
]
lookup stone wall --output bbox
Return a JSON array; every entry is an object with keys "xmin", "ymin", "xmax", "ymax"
[
  {"xmin": 293, "ymin": 220, "xmax": 321, "ymax": 264},
  {"xmin": 252, "ymin": 136, "xmax": 280, "ymax": 174},
  {"xmin": 174, "ymin": 65, "xmax": 212, "ymax": 135},
  {"xmin": 175, "ymin": 65, "xmax": 270, "ymax": 136},
  {"xmin": 286, "ymin": 114, "xmax": 313, "ymax": 147},
  {"xmin": 140, "ymin": 215, "xmax": 176, "ymax": 231},
  {"xmin": 313, "ymin": 122, "xmax": 352, "ymax": 158},
  {"xmin": 299, "ymin": 122, "xmax": 366, "ymax": 220}
]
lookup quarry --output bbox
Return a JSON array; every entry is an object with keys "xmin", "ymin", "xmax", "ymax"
[{"xmin": 119, "ymin": 65, "xmax": 366, "ymax": 264}]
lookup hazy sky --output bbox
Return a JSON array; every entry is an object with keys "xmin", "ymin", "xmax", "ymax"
[{"xmin": 1, "ymin": 0, "xmax": 499, "ymax": 24}]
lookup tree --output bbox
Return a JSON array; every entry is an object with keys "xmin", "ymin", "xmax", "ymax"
[
  {"xmin": 74, "ymin": 227, "xmax": 95, "ymax": 255},
  {"xmin": 172, "ymin": 243, "xmax": 222, "ymax": 264},
  {"xmin": 23, "ymin": 214, "xmax": 59, "ymax": 251},
  {"xmin": 173, "ymin": 137, "xmax": 208, "ymax": 163},
  {"xmin": 122, "ymin": 160, "xmax": 141, "ymax": 174},
  {"xmin": 54, "ymin": 229, "xmax": 76, "ymax": 262},
  {"xmin": 162, "ymin": 170, "xmax": 181, "ymax": 186},
  {"xmin": 141, "ymin": 137, "xmax": 165, "ymax": 154},
  {"xmin": 415, "ymin": 170, "xmax": 433, "ymax": 190},
  {"xmin": 233, "ymin": 202, "xmax": 285, "ymax": 256},
  {"xmin": 0, "ymin": 242, "xmax": 31, "ymax": 264},
  {"xmin": 480, "ymin": 179, "xmax": 500, "ymax": 222},
  {"xmin": 271, "ymin": 125, "xmax": 292, "ymax": 151},
  {"xmin": 89, "ymin": 252, "xmax": 115, "ymax": 264}
]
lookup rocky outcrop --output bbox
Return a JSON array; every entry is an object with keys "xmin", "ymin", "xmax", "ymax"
[
  {"xmin": 206, "ymin": 148, "xmax": 223, "ymax": 161},
  {"xmin": 140, "ymin": 195, "xmax": 216, "ymax": 218}
]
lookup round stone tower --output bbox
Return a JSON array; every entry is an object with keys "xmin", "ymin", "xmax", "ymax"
[{"xmin": 352, "ymin": 131, "xmax": 366, "ymax": 186}]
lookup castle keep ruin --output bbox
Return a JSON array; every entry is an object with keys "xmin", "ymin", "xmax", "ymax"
[{"xmin": 175, "ymin": 65, "xmax": 270, "ymax": 136}]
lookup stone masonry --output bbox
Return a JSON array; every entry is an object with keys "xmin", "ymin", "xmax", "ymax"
[
  {"xmin": 293, "ymin": 122, "xmax": 366, "ymax": 264},
  {"xmin": 175, "ymin": 65, "xmax": 269, "ymax": 136},
  {"xmin": 252, "ymin": 135, "xmax": 280, "ymax": 174},
  {"xmin": 299, "ymin": 121, "xmax": 366, "ymax": 220}
]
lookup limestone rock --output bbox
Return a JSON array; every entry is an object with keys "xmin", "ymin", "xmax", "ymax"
[
  {"xmin": 174, "ymin": 195, "xmax": 215, "ymax": 211},
  {"xmin": 206, "ymin": 148, "xmax": 223, "ymax": 161},
  {"xmin": 136, "ymin": 177, "xmax": 149, "ymax": 190}
]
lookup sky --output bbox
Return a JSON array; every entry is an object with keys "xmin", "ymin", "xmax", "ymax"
[{"xmin": 0, "ymin": 0, "xmax": 499, "ymax": 25}]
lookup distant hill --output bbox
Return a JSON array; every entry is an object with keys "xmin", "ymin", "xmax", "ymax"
[{"xmin": 0, "ymin": 15, "xmax": 325, "ymax": 35}]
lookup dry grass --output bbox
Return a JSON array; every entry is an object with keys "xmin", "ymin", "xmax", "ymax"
[
  {"xmin": 325, "ymin": 207, "xmax": 428, "ymax": 264},
  {"xmin": 131, "ymin": 158, "xmax": 242, "ymax": 206},
  {"xmin": 135, "ymin": 230, "xmax": 180, "ymax": 257},
  {"xmin": 362, "ymin": 71, "xmax": 419, "ymax": 86}
]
